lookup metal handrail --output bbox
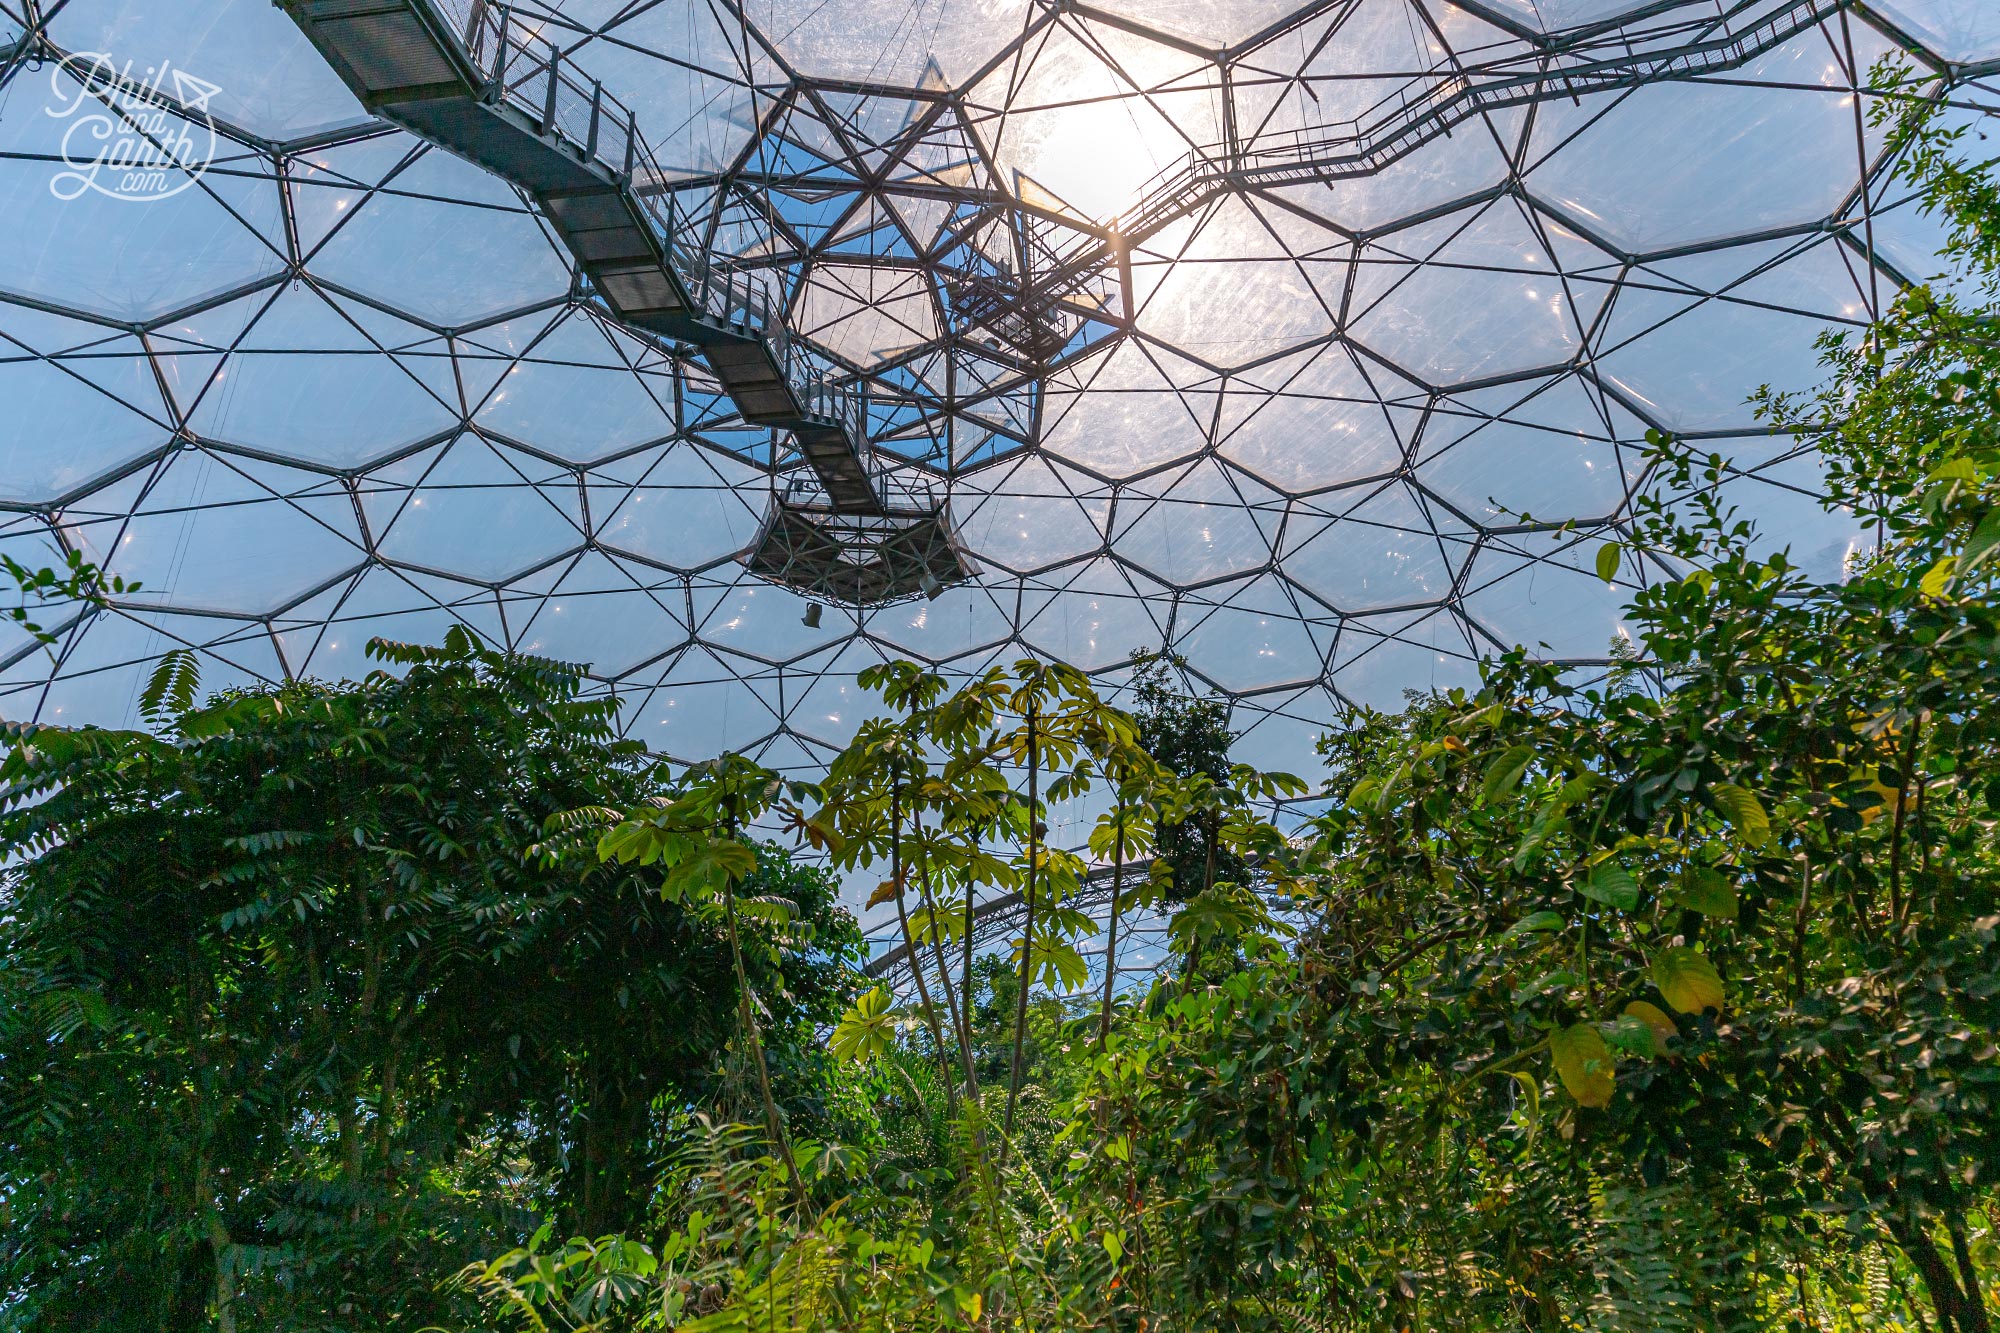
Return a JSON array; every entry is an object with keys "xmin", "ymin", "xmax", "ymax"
[
  {"xmin": 784, "ymin": 459, "xmax": 940, "ymax": 513},
  {"xmin": 1042, "ymin": 0, "xmax": 1843, "ymax": 290},
  {"xmin": 449, "ymin": 0, "xmax": 868, "ymax": 452}
]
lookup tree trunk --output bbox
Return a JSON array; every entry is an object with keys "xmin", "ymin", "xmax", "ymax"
[
  {"xmin": 720, "ymin": 811, "xmax": 807, "ymax": 1210},
  {"xmin": 571, "ymin": 1075, "xmax": 650, "ymax": 1237},
  {"xmin": 1004, "ymin": 704, "xmax": 1039, "ymax": 1146},
  {"xmin": 1096, "ymin": 803, "xmax": 1125, "ymax": 1053},
  {"xmin": 888, "ymin": 782, "xmax": 959, "ymax": 1117},
  {"xmin": 911, "ymin": 817, "xmax": 979, "ymax": 1099},
  {"xmin": 1890, "ymin": 1213, "xmax": 1988, "ymax": 1333},
  {"xmin": 1947, "ymin": 1209, "xmax": 1990, "ymax": 1333}
]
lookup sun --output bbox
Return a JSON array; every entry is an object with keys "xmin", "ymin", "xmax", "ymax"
[{"xmin": 988, "ymin": 83, "xmax": 1195, "ymax": 224}]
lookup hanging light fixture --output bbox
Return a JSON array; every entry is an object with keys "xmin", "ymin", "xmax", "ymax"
[{"xmin": 802, "ymin": 602, "xmax": 823, "ymax": 628}]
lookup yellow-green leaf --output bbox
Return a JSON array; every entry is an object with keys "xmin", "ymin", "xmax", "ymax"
[
  {"xmin": 830, "ymin": 986, "xmax": 896, "ymax": 1064},
  {"xmin": 1709, "ymin": 782, "xmax": 1771, "ymax": 850},
  {"xmin": 1623, "ymin": 1000, "xmax": 1679, "ymax": 1054},
  {"xmin": 1925, "ymin": 457, "xmax": 1979, "ymax": 486},
  {"xmin": 1921, "ymin": 556, "xmax": 1958, "ymax": 599},
  {"xmin": 1595, "ymin": 542, "xmax": 1622, "ymax": 583},
  {"xmin": 1552, "ymin": 1022, "xmax": 1616, "ymax": 1109},
  {"xmin": 1651, "ymin": 947, "xmax": 1726, "ymax": 1015}
]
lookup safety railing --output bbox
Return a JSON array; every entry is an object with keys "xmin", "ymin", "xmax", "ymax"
[
  {"xmin": 680, "ymin": 251, "xmax": 784, "ymax": 339},
  {"xmin": 442, "ymin": 0, "xmax": 867, "ymax": 443},
  {"xmin": 783, "ymin": 457, "xmax": 942, "ymax": 515},
  {"xmin": 795, "ymin": 365, "xmax": 868, "ymax": 439},
  {"xmin": 875, "ymin": 465, "xmax": 946, "ymax": 515},
  {"xmin": 1042, "ymin": 0, "xmax": 1845, "ymax": 292},
  {"xmin": 457, "ymin": 3, "xmax": 640, "ymax": 174}
]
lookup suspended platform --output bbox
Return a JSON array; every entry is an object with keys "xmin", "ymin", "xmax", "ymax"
[{"xmin": 746, "ymin": 471, "xmax": 971, "ymax": 606}]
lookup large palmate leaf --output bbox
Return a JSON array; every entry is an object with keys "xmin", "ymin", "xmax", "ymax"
[{"xmin": 831, "ymin": 986, "xmax": 898, "ymax": 1064}]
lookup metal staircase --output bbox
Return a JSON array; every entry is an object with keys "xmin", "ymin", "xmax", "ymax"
[
  {"xmin": 1025, "ymin": 0, "xmax": 1851, "ymax": 310},
  {"xmin": 278, "ymin": 0, "xmax": 885, "ymax": 514},
  {"xmin": 283, "ymin": 0, "xmax": 1847, "ymax": 531}
]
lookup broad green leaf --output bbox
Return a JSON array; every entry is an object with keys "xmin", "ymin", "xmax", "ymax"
[
  {"xmin": 715, "ymin": 841, "xmax": 759, "ymax": 879},
  {"xmin": 1029, "ymin": 939, "xmax": 1092, "ymax": 993},
  {"xmin": 1963, "ymin": 506, "xmax": 2000, "ymax": 570},
  {"xmin": 1503, "ymin": 910, "xmax": 1565, "ymax": 937},
  {"xmin": 1595, "ymin": 542, "xmax": 1622, "ymax": 583},
  {"xmin": 1623, "ymin": 1000, "xmax": 1679, "ymax": 1053},
  {"xmin": 1926, "ymin": 456, "xmax": 1978, "ymax": 486},
  {"xmin": 1482, "ymin": 745, "xmax": 1534, "ymax": 801},
  {"xmin": 1552, "ymin": 1022, "xmax": 1616, "ymax": 1109},
  {"xmin": 1651, "ymin": 947, "xmax": 1726, "ymax": 1014},
  {"xmin": 1577, "ymin": 863, "xmax": 1639, "ymax": 912},
  {"xmin": 1513, "ymin": 969, "xmax": 1576, "ymax": 1005},
  {"xmin": 1709, "ymin": 782, "xmax": 1771, "ymax": 850},
  {"xmin": 830, "ymin": 986, "xmax": 896, "ymax": 1063},
  {"xmin": 1671, "ymin": 868, "xmax": 1738, "ymax": 919},
  {"xmin": 1601, "ymin": 1014, "xmax": 1658, "ymax": 1059}
]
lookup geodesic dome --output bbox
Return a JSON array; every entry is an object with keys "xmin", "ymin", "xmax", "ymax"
[{"xmin": 1, "ymin": 0, "xmax": 1995, "ymax": 799}]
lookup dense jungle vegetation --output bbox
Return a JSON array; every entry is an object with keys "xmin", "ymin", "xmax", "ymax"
[{"xmin": 3, "ymin": 96, "xmax": 1999, "ymax": 1333}]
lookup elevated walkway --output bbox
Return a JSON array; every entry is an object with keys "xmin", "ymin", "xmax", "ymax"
[
  {"xmin": 279, "ymin": 0, "xmax": 884, "ymax": 514},
  {"xmin": 1020, "ymin": 0, "xmax": 1849, "ymax": 313}
]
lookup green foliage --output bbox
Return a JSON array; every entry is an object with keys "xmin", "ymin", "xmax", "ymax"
[
  {"xmin": 1586, "ymin": 1179, "xmax": 1761, "ymax": 1333},
  {"xmin": 2, "ymin": 548, "xmax": 135, "ymax": 647},
  {"xmin": 1127, "ymin": 651, "xmax": 1246, "ymax": 905},
  {"xmin": 0, "ymin": 631, "xmax": 858, "ymax": 1330},
  {"xmin": 830, "ymin": 987, "xmax": 897, "ymax": 1065},
  {"xmin": 1055, "ymin": 88, "xmax": 2000, "ymax": 1332}
]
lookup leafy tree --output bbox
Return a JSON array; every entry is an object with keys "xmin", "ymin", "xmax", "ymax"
[
  {"xmin": 1127, "ymin": 651, "xmax": 1243, "ymax": 904},
  {"xmin": 0, "ymin": 632, "xmax": 857, "ymax": 1330},
  {"xmin": 1062, "ymin": 90, "xmax": 2000, "ymax": 1331}
]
